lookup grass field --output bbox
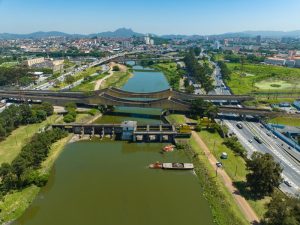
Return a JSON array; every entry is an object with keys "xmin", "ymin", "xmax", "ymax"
[
  {"xmin": 166, "ymin": 114, "xmax": 187, "ymax": 124},
  {"xmin": 71, "ymin": 73, "xmax": 106, "ymax": 91},
  {"xmin": 226, "ymin": 63, "xmax": 300, "ymax": 95},
  {"xmin": 188, "ymin": 138, "xmax": 250, "ymax": 225},
  {"xmin": 0, "ymin": 115, "xmax": 60, "ymax": 165},
  {"xmin": 269, "ymin": 117, "xmax": 300, "ymax": 127},
  {"xmin": 0, "ymin": 186, "xmax": 40, "ymax": 223},
  {"xmin": 53, "ymin": 66, "xmax": 102, "ymax": 90},
  {"xmin": 152, "ymin": 63, "xmax": 182, "ymax": 90},
  {"xmin": 197, "ymin": 130, "xmax": 269, "ymax": 218},
  {"xmin": 101, "ymin": 71, "xmax": 132, "ymax": 89},
  {"xmin": 0, "ymin": 112, "xmax": 95, "ymax": 223}
]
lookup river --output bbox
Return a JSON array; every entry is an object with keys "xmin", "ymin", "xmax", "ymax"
[{"xmin": 14, "ymin": 63, "xmax": 214, "ymax": 225}]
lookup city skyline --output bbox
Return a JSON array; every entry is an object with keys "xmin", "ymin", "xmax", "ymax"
[{"xmin": 0, "ymin": 0, "xmax": 300, "ymax": 35}]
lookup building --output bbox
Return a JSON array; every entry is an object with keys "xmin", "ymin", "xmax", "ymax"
[
  {"xmin": 145, "ymin": 35, "xmax": 151, "ymax": 45},
  {"xmin": 22, "ymin": 57, "xmax": 45, "ymax": 67},
  {"xmin": 293, "ymin": 100, "xmax": 300, "ymax": 111},
  {"xmin": 214, "ymin": 41, "xmax": 220, "ymax": 50},
  {"xmin": 285, "ymin": 59, "xmax": 296, "ymax": 67},
  {"xmin": 23, "ymin": 57, "xmax": 64, "ymax": 73},
  {"xmin": 264, "ymin": 57, "xmax": 286, "ymax": 66},
  {"xmin": 294, "ymin": 57, "xmax": 300, "ymax": 68},
  {"xmin": 256, "ymin": 35, "xmax": 261, "ymax": 44}
]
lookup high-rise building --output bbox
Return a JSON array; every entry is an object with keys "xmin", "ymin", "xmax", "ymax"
[
  {"xmin": 256, "ymin": 35, "xmax": 261, "ymax": 44},
  {"xmin": 214, "ymin": 41, "xmax": 220, "ymax": 50},
  {"xmin": 144, "ymin": 35, "xmax": 151, "ymax": 45}
]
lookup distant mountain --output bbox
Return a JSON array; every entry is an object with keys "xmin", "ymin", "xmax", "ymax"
[
  {"xmin": 89, "ymin": 28, "xmax": 144, "ymax": 38},
  {"xmin": 1, "ymin": 28, "xmax": 300, "ymax": 40},
  {"xmin": 215, "ymin": 30, "xmax": 300, "ymax": 38},
  {"xmin": 0, "ymin": 31, "xmax": 85, "ymax": 39}
]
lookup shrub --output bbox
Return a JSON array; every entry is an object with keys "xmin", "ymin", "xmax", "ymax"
[{"xmin": 63, "ymin": 114, "xmax": 75, "ymax": 123}]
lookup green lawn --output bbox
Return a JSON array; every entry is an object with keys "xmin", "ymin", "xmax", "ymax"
[
  {"xmin": 0, "ymin": 186, "xmax": 40, "ymax": 223},
  {"xmin": 71, "ymin": 73, "xmax": 106, "ymax": 91},
  {"xmin": 269, "ymin": 117, "xmax": 300, "ymax": 127},
  {"xmin": 101, "ymin": 71, "xmax": 132, "ymax": 89},
  {"xmin": 53, "ymin": 66, "xmax": 102, "ymax": 90},
  {"xmin": 188, "ymin": 138, "xmax": 249, "ymax": 225},
  {"xmin": 198, "ymin": 130, "xmax": 247, "ymax": 181},
  {"xmin": 226, "ymin": 63, "xmax": 300, "ymax": 95},
  {"xmin": 166, "ymin": 114, "xmax": 186, "ymax": 124},
  {"xmin": 197, "ymin": 130, "xmax": 269, "ymax": 218},
  {"xmin": 0, "ymin": 115, "xmax": 60, "ymax": 165},
  {"xmin": 152, "ymin": 63, "xmax": 183, "ymax": 90}
]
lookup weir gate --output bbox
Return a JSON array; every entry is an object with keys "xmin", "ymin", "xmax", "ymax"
[{"xmin": 52, "ymin": 121, "xmax": 190, "ymax": 143}]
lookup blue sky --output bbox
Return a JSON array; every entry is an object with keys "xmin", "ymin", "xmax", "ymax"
[{"xmin": 0, "ymin": 0, "xmax": 300, "ymax": 35}]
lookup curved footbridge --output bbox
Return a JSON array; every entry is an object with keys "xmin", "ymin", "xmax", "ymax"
[{"xmin": 0, "ymin": 88, "xmax": 279, "ymax": 116}]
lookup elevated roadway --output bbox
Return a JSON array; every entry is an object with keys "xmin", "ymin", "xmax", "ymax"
[{"xmin": 0, "ymin": 89, "xmax": 276, "ymax": 116}]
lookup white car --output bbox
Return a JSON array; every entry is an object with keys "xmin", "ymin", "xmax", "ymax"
[{"xmin": 248, "ymin": 139, "xmax": 253, "ymax": 143}]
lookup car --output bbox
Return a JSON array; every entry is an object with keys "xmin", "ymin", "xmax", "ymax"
[
  {"xmin": 284, "ymin": 180, "xmax": 292, "ymax": 187},
  {"xmin": 266, "ymin": 132, "xmax": 271, "ymax": 136},
  {"xmin": 254, "ymin": 136, "xmax": 263, "ymax": 144},
  {"xmin": 216, "ymin": 162, "xmax": 223, "ymax": 168},
  {"xmin": 248, "ymin": 139, "xmax": 253, "ymax": 143},
  {"xmin": 236, "ymin": 123, "xmax": 243, "ymax": 129},
  {"xmin": 273, "ymin": 135, "xmax": 278, "ymax": 139}
]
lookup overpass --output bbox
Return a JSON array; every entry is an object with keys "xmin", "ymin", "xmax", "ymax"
[{"xmin": 0, "ymin": 88, "xmax": 276, "ymax": 116}]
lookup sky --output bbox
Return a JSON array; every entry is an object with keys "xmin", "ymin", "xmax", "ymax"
[{"xmin": 0, "ymin": 0, "xmax": 300, "ymax": 35}]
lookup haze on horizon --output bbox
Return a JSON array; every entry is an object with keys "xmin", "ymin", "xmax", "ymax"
[{"xmin": 0, "ymin": 0, "xmax": 300, "ymax": 35}]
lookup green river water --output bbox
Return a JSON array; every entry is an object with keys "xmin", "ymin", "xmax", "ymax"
[{"xmin": 14, "ymin": 64, "xmax": 214, "ymax": 225}]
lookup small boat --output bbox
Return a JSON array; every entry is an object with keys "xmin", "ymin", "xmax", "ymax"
[
  {"xmin": 149, "ymin": 162, "xmax": 163, "ymax": 169},
  {"xmin": 163, "ymin": 145, "xmax": 175, "ymax": 152},
  {"xmin": 162, "ymin": 163, "xmax": 194, "ymax": 170},
  {"xmin": 149, "ymin": 162, "xmax": 194, "ymax": 170}
]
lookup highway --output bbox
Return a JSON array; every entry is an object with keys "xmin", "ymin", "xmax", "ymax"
[
  {"xmin": 207, "ymin": 58, "xmax": 300, "ymax": 195},
  {"xmin": 31, "ymin": 50, "xmax": 144, "ymax": 91}
]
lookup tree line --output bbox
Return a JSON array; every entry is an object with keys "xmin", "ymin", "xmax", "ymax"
[
  {"xmin": 0, "ymin": 128, "xmax": 68, "ymax": 195},
  {"xmin": 0, "ymin": 66, "xmax": 33, "ymax": 87},
  {"xmin": 183, "ymin": 49, "xmax": 214, "ymax": 93},
  {"xmin": 0, "ymin": 102, "xmax": 54, "ymax": 140}
]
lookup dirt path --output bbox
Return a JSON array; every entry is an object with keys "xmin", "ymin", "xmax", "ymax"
[
  {"xmin": 191, "ymin": 131, "xmax": 260, "ymax": 224},
  {"xmin": 94, "ymin": 62, "xmax": 127, "ymax": 90}
]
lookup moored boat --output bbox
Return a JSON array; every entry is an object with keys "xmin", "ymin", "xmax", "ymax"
[
  {"xmin": 149, "ymin": 162, "xmax": 163, "ymax": 169},
  {"xmin": 163, "ymin": 145, "xmax": 175, "ymax": 152},
  {"xmin": 162, "ymin": 163, "xmax": 194, "ymax": 170},
  {"xmin": 149, "ymin": 162, "xmax": 194, "ymax": 170}
]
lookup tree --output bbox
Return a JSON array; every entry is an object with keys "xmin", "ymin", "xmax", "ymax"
[
  {"xmin": 41, "ymin": 102, "xmax": 54, "ymax": 116},
  {"xmin": 246, "ymin": 152, "xmax": 283, "ymax": 197},
  {"xmin": 262, "ymin": 191, "xmax": 300, "ymax": 225},
  {"xmin": 63, "ymin": 114, "xmax": 75, "ymax": 123},
  {"xmin": 112, "ymin": 65, "xmax": 120, "ymax": 71},
  {"xmin": 65, "ymin": 75, "xmax": 75, "ymax": 84},
  {"xmin": 190, "ymin": 99, "xmax": 218, "ymax": 119}
]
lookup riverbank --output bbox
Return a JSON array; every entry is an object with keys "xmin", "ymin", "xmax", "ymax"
[
  {"xmin": 170, "ymin": 113, "xmax": 268, "ymax": 223},
  {"xmin": 100, "ymin": 63, "xmax": 133, "ymax": 89},
  {"xmin": 185, "ymin": 138, "xmax": 251, "ymax": 225},
  {"xmin": 152, "ymin": 62, "xmax": 184, "ymax": 90},
  {"xmin": 0, "ymin": 112, "xmax": 102, "ymax": 224}
]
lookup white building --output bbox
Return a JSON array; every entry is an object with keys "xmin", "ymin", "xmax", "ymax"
[
  {"xmin": 264, "ymin": 57, "xmax": 286, "ymax": 66},
  {"xmin": 145, "ymin": 35, "xmax": 151, "ymax": 45}
]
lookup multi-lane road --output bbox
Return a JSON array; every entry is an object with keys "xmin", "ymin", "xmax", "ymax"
[
  {"xmin": 32, "ymin": 50, "xmax": 144, "ymax": 91},
  {"xmin": 208, "ymin": 60, "xmax": 300, "ymax": 195}
]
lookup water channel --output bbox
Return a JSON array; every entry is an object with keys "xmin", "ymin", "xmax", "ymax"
[{"xmin": 14, "ymin": 64, "xmax": 214, "ymax": 225}]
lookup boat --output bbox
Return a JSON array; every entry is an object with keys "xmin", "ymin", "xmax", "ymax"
[
  {"xmin": 149, "ymin": 162, "xmax": 194, "ymax": 170},
  {"xmin": 163, "ymin": 145, "xmax": 175, "ymax": 152},
  {"xmin": 149, "ymin": 162, "xmax": 163, "ymax": 169},
  {"xmin": 162, "ymin": 163, "xmax": 194, "ymax": 170}
]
